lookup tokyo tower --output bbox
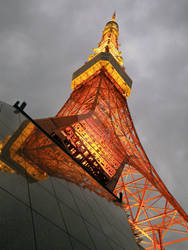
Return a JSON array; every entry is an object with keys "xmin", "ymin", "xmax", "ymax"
[{"xmin": 1, "ymin": 13, "xmax": 188, "ymax": 249}]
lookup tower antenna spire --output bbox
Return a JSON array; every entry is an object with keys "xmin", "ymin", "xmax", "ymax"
[
  {"xmin": 88, "ymin": 11, "xmax": 124, "ymax": 66},
  {"xmin": 111, "ymin": 11, "xmax": 116, "ymax": 22}
]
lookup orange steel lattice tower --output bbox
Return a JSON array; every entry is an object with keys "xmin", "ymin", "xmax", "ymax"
[
  {"xmin": 55, "ymin": 14, "xmax": 188, "ymax": 249},
  {"xmin": 1, "ymin": 14, "xmax": 188, "ymax": 249}
]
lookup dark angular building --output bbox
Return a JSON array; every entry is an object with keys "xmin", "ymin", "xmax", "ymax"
[{"xmin": 0, "ymin": 101, "xmax": 139, "ymax": 250}]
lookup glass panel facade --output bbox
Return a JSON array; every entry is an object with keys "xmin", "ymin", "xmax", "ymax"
[
  {"xmin": 0, "ymin": 101, "xmax": 138, "ymax": 250},
  {"xmin": 0, "ymin": 188, "xmax": 35, "ymax": 250}
]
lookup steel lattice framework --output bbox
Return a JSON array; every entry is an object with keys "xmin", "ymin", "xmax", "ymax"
[
  {"xmin": 1, "ymin": 14, "xmax": 188, "ymax": 249},
  {"xmin": 57, "ymin": 69, "xmax": 188, "ymax": 249}
]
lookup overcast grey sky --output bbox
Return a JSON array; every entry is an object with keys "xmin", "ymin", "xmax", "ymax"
[{"xmin": 0, "ymin": 0, "xmax": 188, "ymax": 249}]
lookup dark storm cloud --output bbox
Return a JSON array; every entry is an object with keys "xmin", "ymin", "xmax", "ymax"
[
  {"xmin": 0, "ymin": 0, "xmax": 188, "ymax": 249},
  {"xmin": 122, "ymin": 1, "xmax": 188, "ymax": 218}
]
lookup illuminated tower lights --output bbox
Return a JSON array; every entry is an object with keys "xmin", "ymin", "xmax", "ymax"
[{"xmin": 1, "ymin": 13, "xmax": 188, "ymax": 249}]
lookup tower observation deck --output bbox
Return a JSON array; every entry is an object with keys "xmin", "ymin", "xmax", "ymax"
[{"xmin": 1, "ymin": 14, "xmax": 188, "ymax": 249}]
